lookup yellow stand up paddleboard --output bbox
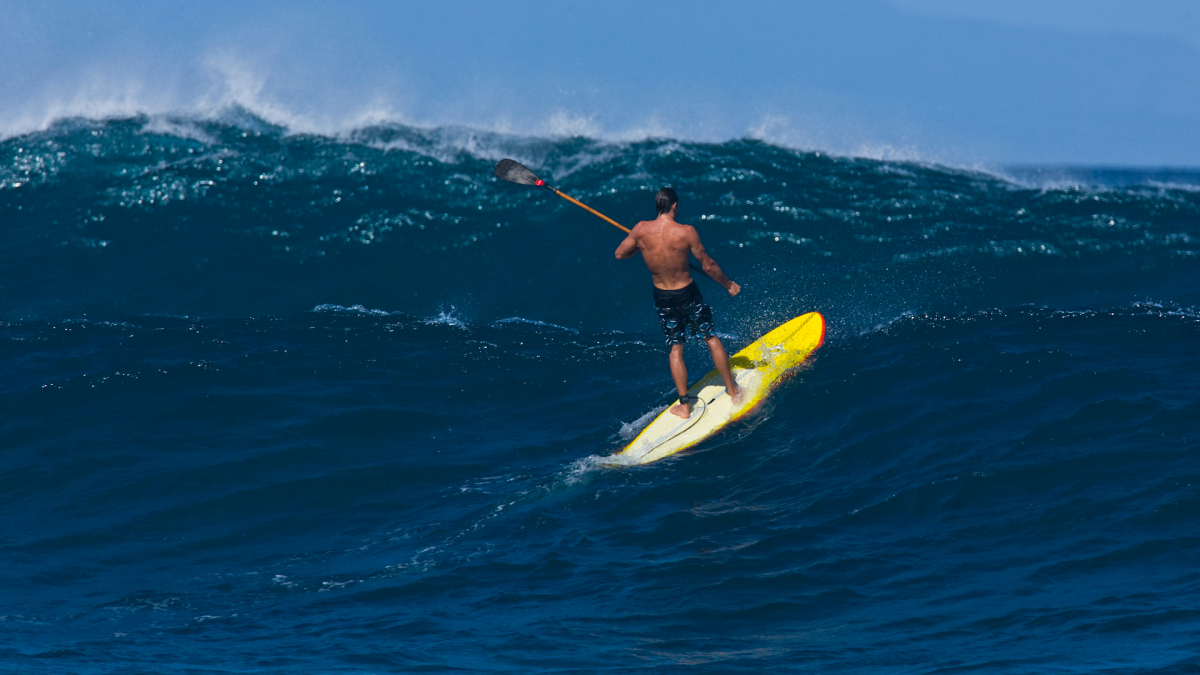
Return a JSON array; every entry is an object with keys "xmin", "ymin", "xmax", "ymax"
[{"xmin": 614, "ymin": 312, "xmax": 825, "ymax": 465}]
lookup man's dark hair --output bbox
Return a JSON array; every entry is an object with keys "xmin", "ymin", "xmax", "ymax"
[{"xmin": 655, "ymin": 187, "xmax": 678, "ymax": 215}]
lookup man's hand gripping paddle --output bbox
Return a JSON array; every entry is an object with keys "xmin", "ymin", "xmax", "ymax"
[{"xmin": 493, "ymin": 159, "xmax": 711, "ymax": 280}]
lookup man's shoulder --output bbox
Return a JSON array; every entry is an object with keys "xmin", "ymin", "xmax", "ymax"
[
  {"xmin": 631, "ymin": 219, "xmax": 659, "ymax": 237},
  {"xmin": 671, "ymin": 221, "xmax": 699, "ymax": 238}
]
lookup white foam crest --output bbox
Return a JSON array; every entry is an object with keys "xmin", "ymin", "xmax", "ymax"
[
  {"xmin": 746, "ymin": 113, "xmax": 1200, "ymax": 189},
  {"xmin": 351, "ymin": 124, "xmax": 540, "ymax": 166},
  {"xmin": 618, "ymin": 407, "xmax": 660, "ymax": 441},
  {"xmin": 846, "ymin": 310, "xmax": 923, "ymax": 338},
  {"xmin": 310, "ymin": 304, "xmax": 393, "ymax": 316},
  {"xmin": 491, "ymin": 317, "xmax": 579, "ymax": 334},
  {"xmin": 0, "ymin": 66, "xmax": 1004, "ymax": 181},
  {"xmin": 0, "ymin": 54, "xmax": 379, "ymax": 143},
  {"xmin": 0, "ymin": 72, "xmax": 168, "ymax": 141},
  {"xmin": 0, "ymin": 56, "xmax": 940, "ymax": 171},
  {"xmin": 344, "ymin": 120, "xmax": 628, "ymax": 182},
  {"xmin": 541, "ymin": 111, "xmax": 602, "ymax": 139},
  {"xmin": 1129, "ymin": 300, "xmax": 1200, "ymax": 321},
  {"xmin": 138, "ymin": 117, "xmax": 218, "ymax": 146},
  {"xmin": 1145, "ymin": 180, "xmax": 1200, "ymax": 193},
  {"xmin": 974, "ymin": 166, "xmax": 1200, "ymax": 193},
  {"xmin": 560, "ymin": 454, "xmax": 624, "ymax": 484},
  {"xmin": 613, "ymin": 118, "xmax": 679, "ymax": 143},
  {"xmin": 195, "ymin": 55, "xmax": 328, "ymax": 137},
  {"xmin": 548, "ymin": 114, "xmax": 680, "ymax": 144},
  {"xmin": 746, "ymin": 114, "xmax": 933, "ymax": 164},
  {"xmin": 974, "ymin": 165, "xmax": 1105, "ymax": 192},
  {"xmin": 583, "ymin": 337, "xmax": 647, "ymax": 353},
  {"xmin": 844, "ymin": 140, "xmax": 929, "ymax": 164},
  {"xmin": 423, "ymin": 306, "xmax": 469, "ymax": 329},
  {"xmin": 743, "ymin": 113, "xmax": 1064, "ymax": 182}
]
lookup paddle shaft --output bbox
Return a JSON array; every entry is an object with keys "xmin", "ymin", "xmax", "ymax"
[
  {"xmin": 545, "ymin": 186, "xmax": 709, "ymax": 279},
  {"xmin": 552, "ymin": 189, "xmax": 630, "ymax": 234}
]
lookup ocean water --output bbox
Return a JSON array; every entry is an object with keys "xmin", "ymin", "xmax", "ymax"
[{"xmin": 3, "ymin": 113, "xmax": 1199, "ymax": 673}]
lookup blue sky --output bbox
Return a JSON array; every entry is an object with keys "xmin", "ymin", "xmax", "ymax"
[{"xmin": 2, "ymin": 0, "xmax": 1197, "ymax": 166}]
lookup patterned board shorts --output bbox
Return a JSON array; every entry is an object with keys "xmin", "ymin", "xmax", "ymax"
[{"xmin": 654, "ymin": 281, "xmax": 716, "ymax": 349}]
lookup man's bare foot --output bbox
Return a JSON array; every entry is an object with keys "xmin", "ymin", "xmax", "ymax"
[
  {"xmin": 729, "ymin": 385, "xmax": 743, "ymax": 406},
  {"xmin": 670, "ymin": 401, "xmax": 691, "ymax": 419}
]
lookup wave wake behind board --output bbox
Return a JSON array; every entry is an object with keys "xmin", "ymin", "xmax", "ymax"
[{"xmin": 615, "ymin": 312, "xmax": 826, "ymax": 465}]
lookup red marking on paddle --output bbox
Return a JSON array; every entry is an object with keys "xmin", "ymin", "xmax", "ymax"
[{"xmin": 535, "ymin": 179, "xmax": 544, "ymax": 186}]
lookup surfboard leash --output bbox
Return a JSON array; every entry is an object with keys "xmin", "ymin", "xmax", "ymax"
[{"xmin": 636, "ymin": 393, "xmax": 717, "ymax": 463}]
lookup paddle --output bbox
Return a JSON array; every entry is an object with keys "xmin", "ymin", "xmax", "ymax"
[{"xmin": 493, "ymin": 159, "xmax": 710, "ymax": 279}]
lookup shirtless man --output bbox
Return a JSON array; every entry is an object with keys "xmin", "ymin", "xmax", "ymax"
[{"xmin": 615, "ymin": 187, "xmax": 742, "ymax": 419}]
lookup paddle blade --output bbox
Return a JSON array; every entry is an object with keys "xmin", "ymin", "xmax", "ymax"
[{"xmin": 494, "ymin": 159, "xmax": 544, "ymax": 187}]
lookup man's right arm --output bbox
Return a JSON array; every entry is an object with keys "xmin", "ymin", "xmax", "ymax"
[
  {"xmin": 687, "ymin": 227, "xmax": 740, "ymax": 296},
  {"xmin": 615, "ymin": 228, "xmax": 639, "ymax": 259}
]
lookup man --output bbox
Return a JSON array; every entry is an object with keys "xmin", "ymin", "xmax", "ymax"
[{"xmin": 615, "ymin": 187, "xmax": 741, "ymax": 419}]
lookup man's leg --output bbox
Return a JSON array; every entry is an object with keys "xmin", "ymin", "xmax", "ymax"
[
  {"xmin": 668, "ymin": 343, "xmax": 691, "ymax": 418},
  {"xmin": 704, "ymin": 335, "xmax": 741, "ymax": 404}
]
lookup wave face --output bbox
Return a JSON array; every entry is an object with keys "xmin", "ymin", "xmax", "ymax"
[{"xmin": 3, "ymin": 115, "xmax": 1200, "ymax": 673}]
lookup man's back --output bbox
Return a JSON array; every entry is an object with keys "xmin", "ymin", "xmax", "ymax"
[
  {"xmin": 629, "ymin": 216, "xmax": 698, "ymax": 291},
  {"xmin": 615, "ymin": 200, "xmax": 740, "ymax": 298}
]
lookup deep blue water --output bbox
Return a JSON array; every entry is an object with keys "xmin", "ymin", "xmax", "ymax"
[{"xmin": 3, "ymin": 114, "xmax": 1200, "ymax": 673}]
